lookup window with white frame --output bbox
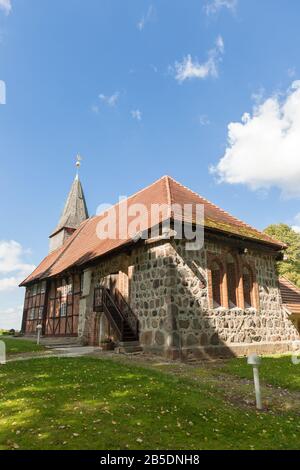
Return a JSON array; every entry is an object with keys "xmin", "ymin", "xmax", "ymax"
[
  {"xmin": 29, "ymin": 308, "xmax": 36, "ymax": 320},
  {"xmin": 38, "ymin": 307, "xmax": 44, "ymax": 320},
  {"xmin": 60, "ymin": 302, "xmax": 67, "ymax": 317}
]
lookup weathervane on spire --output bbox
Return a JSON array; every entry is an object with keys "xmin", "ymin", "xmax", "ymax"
[{"xmin": 76, "ymin": 154, "xmax": 82, "ymax": 176}]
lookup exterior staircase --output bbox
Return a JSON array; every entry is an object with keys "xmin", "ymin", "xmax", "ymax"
[
  {"xmin": 27, "ymin": 288, "xmax": 141, "ymax": 353},
  {"xmin": 94, "ymin": 286, "xmax": 141, "ymax": 348}
]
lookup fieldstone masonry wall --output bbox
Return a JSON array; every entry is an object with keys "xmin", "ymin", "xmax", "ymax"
[
  {"xmin": 130, "ymin": 241, "xmax": 176, "ymax": 354},
  {"xmin": 79, "ymin": 237, "xmax": 300, "ymax": 358},
  {"xmin": 166, "ymin": 240, "xmax": 299, "ymax": 359}
]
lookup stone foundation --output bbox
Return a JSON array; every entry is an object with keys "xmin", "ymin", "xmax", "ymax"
[{"xmin": 164, "ymin": 341, "xmax": 296, "ymax": 361}]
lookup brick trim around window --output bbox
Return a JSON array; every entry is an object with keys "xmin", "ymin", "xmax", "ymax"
[{"xmin": 207, "ymin": 251, "xmax": 260, "ymax": 311}]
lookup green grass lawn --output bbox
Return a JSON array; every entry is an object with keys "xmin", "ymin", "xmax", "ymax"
[
  {"xmin": 0, "ymin": 356, "xmax": 300, "ymax": 450},
  {"xmin": 0, "ymin": 337, "xmax": 45, "ymax": 356},
  {"xmin": 219, "ymin": 355, "xmax": 300, "ymax": 391}
]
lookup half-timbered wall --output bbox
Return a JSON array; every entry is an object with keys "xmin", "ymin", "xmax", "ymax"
[
  {"xmin": 22, "ymin": 281, "xmax": 47, "ymax": 334},
  {"xmin": 45, "ymin": 274, "xmax": 81, "ymax": 336}
]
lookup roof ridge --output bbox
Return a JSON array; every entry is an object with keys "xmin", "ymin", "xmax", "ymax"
[
  {"xmin": 168, "ymin": 176, "xmax": 255, "ymax": 228},
  {"xmin": 167, "ymin": 176, "xmax": 284, "ymax": 246},
  {"xmin": 95, "ymin": 175, "xmax": 170, "ymax": 219}
]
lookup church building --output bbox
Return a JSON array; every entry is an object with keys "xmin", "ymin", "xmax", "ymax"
[{"xmin": 20, "ymin": 169, "xmax": 300, "ymax": 359}]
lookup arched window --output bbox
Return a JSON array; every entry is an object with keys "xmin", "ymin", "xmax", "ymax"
[
  {"xmin": 211, "ymin": 261, "xmax": 222, "ymax": 308},
  {"xmin": 226, "ymin": 253, "xmax": 238, "ymax": 308},
  {"xmin": 243, "ymin": 265, "xmax": 253, "ymax": 308}
]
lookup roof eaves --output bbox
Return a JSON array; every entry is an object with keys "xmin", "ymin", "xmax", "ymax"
[{"xmin": 20, "ymin": 219, "xmax": 90, "ymax": 287}]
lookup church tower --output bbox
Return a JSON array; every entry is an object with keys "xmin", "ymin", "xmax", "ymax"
[{"xmin": 49, "ymin": 156, "xmax": 89, "ymax": 253}]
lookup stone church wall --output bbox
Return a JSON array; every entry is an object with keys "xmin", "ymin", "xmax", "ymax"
[
  {"xmin": 79, "ymin": 238, "xmax": 300, "ymax": 358},
  {"xmin": 159, "ymin": 239, "xmax": 299, "ymax": 359},
  {"xmin": 129, "ymin": 241, "xmax": 178, "ymax": 355},
  {"xmin": 79, "ymin": 241, "xmax": 177, "ymax": 349}
]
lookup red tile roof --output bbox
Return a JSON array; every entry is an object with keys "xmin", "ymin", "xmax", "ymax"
[
  {"xmin": 279, "ymin": 277, "xmax": 300, "ymax": 315},
  {"xmin": 20, "ymin": 176, "xmax": 285, "ymax": 286}
]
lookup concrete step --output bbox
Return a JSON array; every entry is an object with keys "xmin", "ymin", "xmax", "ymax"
[{"xmin": 40, "ymin": 337, "xmax": 82, "ymax": 349}]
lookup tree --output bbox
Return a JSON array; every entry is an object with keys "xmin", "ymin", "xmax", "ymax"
[{"xmin": 264, "ymin": 224, "xmax": 300, "ymax": 288}]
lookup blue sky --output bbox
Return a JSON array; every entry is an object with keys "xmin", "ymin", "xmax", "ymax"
[{"xmin": 1, "ymin": 0, "xmax": 300, "ymax": 328}]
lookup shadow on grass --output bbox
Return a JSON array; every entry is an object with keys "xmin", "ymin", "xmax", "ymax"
[
  {"xmin": 218, "ymin": 356, "xmax": 300, "ymax": 392},
  {"xmin": 0, "ymin": 356, "xmax": 299, "ymax": 450}
]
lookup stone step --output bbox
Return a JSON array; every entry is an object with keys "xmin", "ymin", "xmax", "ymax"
[
  {"xmin": 115, "ymin": 341, "xmax": 143, "ymax": 354},
  {"xmin": 123, "ymin": 336, "xmax": 138, "ymax": 342},
  {"xmin": 40, "ymin": 337, "xmax": 82, "ymax": 349}
]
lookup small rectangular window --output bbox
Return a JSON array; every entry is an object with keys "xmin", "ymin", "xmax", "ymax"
[
  {"xmin": 38, "ymin": 307, "xmax": 44, "ymax": 320},
  {"xmin": 60, "ymin": 302, "xmax": 67, "ymax": 317},
  {"xmin": 29, "ymin": 308, "xmax": 36, "ymax": 320}
]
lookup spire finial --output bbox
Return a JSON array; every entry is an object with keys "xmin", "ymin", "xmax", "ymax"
[{"xmin": 76, "ymin": 154, "xmax": 82, "ymax": 177}]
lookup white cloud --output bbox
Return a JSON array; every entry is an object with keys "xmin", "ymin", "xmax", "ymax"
[
  {"xmin": 0, "ymin": 0, "xmax": 12, "ymax": 15},
  {"xmin": 131, "ymin": 109, "xmax": 142, "ymax": 121},
  {"xmin": 205, "ymin": 0, "xmax": 237, "ymax": 15},
  {"xmin": 0, "ymin": 80, "xmax": 6, "ymax": 105},
  {"xmin": 0, "ymin": 240, "xmax": 34, "ymax": 274},
  {"xmin": 0, "ymin": 306, "xmax": 23, "ymax": 330},
  {"xmin": 99, "ymin": 92, "xmax": 119, "ymax": 107},
  {"xmin": 212, "ymin": 81, "xmax": 300, "ymax": 198},
  {"xmin": 0, "ymin": 277, "xmax": 20, "ymax": 292},
  {"xmin": 174, "ymin": 36, "xmax": 224, "ymax": 83},
  {"xmin": 0, "ymin": 241, "xmax": 34, "ymax": 330},
  {"xmin": 292, "ymin": 213, "xmax": 300, "ymax": 233},
  {"xmin": 137, "ymin": 5, "xmax": 154, "ymax": 31},
  {"xmin": 0, "ymin": 241, "xmax": 35, "ymax": 292}
]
